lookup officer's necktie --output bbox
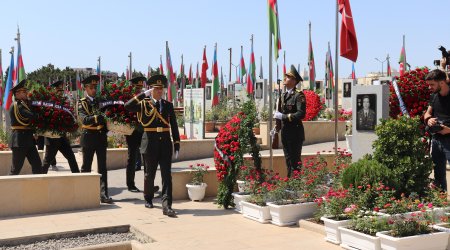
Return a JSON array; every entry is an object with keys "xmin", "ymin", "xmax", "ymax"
[{"xmin": 159, "ymin": 100, "xmax": 162, "ymax": 113}]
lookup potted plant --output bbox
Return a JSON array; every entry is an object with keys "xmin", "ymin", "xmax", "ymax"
[
  {"xmin": 376, "ymin": 212, "xmax": 448, "ymax": 250},
  {"xmin": 205, "ymin": 110, "xmax": 216, "ymax": 132},
  {"xmin": 232, "ymin": 165, "xmax": 252, "ymax": 213},
  {"xmin": 186, "ymin": 163, "xmax": 209, "ymax": 201},
  {"xmin": 241, "ymin": 182, "xmax": 272, "ymax": 223},
  {"xmin": 340, "ymin": 215, "xmax": 390, "ymax": 250}
]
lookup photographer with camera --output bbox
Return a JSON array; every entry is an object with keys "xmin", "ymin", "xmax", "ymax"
[{"xmin": 424, "ymin": 69, "xmax": 450, "ymax": 192}]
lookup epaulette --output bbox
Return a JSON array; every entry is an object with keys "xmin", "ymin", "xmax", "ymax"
[
  {"xmin": 296, "ymin": 89, "xmax": 302, "ymax": 93},
  {"xmin": 80, "ymin": 98, "xmax": 86, "ymax": 101}
]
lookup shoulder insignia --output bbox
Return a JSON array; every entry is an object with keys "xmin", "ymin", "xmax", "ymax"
[
  {"xmin": 299, "ymin": 92, "xmax": 306, "ymax": 103},
  {"xmin": 296, "ymin": 89, "xmax": 302, "ymax": 93}
]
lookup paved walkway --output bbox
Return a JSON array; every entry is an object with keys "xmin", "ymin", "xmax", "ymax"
[{"xmin": 0, "ymin": 140, "xmax": 348, "ymax": 249}]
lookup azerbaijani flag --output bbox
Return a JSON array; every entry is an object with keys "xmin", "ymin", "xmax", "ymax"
[
  {"xmin": 211, "ymin": 44, "xmax": 220, "ymax": 106},
  {"xmin": 201, "ymin": 47, "xmax": 208, "ymax": 88},
  {"xmin": 16, "ymin": 41, "xmax": 26, "ymax": 85},
  {"xmin": 96, "ymin": 62, "xmax": 102, "ymax": 92},
  {"xmin": 247, "ymin": 42, "xmax": 256, "ymax": 94},
  {"xmin": 240, "ymin": 47, "xmax": 246, "ymax": 83},
  {"xmin": 196, "ymin": 62, "xmax": 199, "ymax": 88},
  {"xmin": 166, "ymin": 42, "xmax": 176, "ymax": 103},
  {"xmin": 159, "ymin": 55, "xmax": 164, "ymax": 75},
  {"xmin": 0, "ymin": 55, "xmax": 3, "ymax": 106},
  {"xmin": 76, "ymin": 71, "xmax": 82, "ymax": 97},
  {"xmin": 399, "ymin": 44, "xmax": 406, "ymax": 76},
  {"xmin": 308, "ymin": 23, "xmax": 316, "ymax": 90},
  {"xmin": 387, "ymin": 58, "xmax": 391, "ymax": 77},
  {"xmin": 351, "ymin": 63, "xmax": 356, "ymax": 79},
  {"xmin": 268, "ymin": 0, "xmax": 281, "ymax": 60},
  {"xmin": 282, "ymin": 51, "xmax": 286, "ymax": 75},
  {"xmin": 3, "ymin": 51, "xmax": 15, "ymax": 110},
  {"xmin": 188, "ymin": 63, "xmax": 192, "ymax": 86},
  {"xmin": 326, "ymin": 43, "xmax": 334, "ymax": 91}
]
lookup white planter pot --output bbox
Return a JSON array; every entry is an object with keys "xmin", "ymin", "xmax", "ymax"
[
  {"xmin": 236, "ymin": 180, "xmax": 246, "ymax": 193},
  {"xmin": 339, "ymin": 226, "xmax": 381, "ymax": 250},
  {"xmin": 241, "ymin": 201, "xmax": 271, "ymax": 223},
  {"xmin": 232, "ymin": 192, "xmax": 250, "ymax": 213},
  {"xmin": 432, "ymin": 223, "xmax": 450, "ymax": 250},
  {"xmin": 376, "ymin": 230, "xmax": 448, "ymax": 250},
  {"xmin": 320, "ymin": 216, "xmax": 351, "ymax": 244},
  {"xmin": 345, "ymin": 134, "xmax": 352, "ymax": 153},
  {"xmin": 268, "ymin": 202, "xmax": 318, "ymax": 227},
  {"xmin": 186, "ymin": 183, "xmax": 207, "ymax": 201}
]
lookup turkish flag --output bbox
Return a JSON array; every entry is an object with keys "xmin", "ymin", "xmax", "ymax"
[{"xmin": 338, "ymin": 0, "xmax": 358, "ymax": 62}]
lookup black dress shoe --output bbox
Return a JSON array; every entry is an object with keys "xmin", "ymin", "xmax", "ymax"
[
  {"xmin": 101, "ymin": 196, "xmax": 113, "ymax": 204},
  {"xmin": 128, "ymin": 186, "xmax": 141, "ymax": 192},
  {"xmin": 163, "ymin": 207, "xmax": 176, "ymax": 217},
  {"xmin": 153, "ymin": 186, "xmax": 160, "ymax": 193},
  {"xmin": 145, "ymin": 201, "xmax": 154, "ymax": 208}
]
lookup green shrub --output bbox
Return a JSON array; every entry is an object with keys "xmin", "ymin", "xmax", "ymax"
[
  {"xmin": 372, "ymin": 116, "xmax": 433, "ymax": 196},
  {"xmin": 341, "ymin": 155, "xmax": 394, "ymax": 189}
]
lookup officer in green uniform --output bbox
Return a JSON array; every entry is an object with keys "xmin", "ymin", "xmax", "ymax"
[
  {"xmin": 125, "ymin": 74, "xmax": 180, "ymax": 217},
  {"xmin": 42, "ymin": 80, "xmax": 80, "ymax": 174},
  {"xmin": 9, "ymin": 79, "xmax": 43, "ymax": 175},
  {"xmin": 273, "ymin": 65, "xmax": 307, "ymax": 177},
  {"xmin": 77, "ymin": 75, "xmax": 112, "ymax": 204},
  {"xmin": 125, "ymin": 76, "xmax": 158, "ymax": 193}
]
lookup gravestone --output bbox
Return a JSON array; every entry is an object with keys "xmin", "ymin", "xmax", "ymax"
[
  {"xmin": 342, "ymin": 79, "xmax": 356, "ymax": 110},
  {"xmin": 351, "ymin": 84, "xmax": 390, "ymax": 161}
]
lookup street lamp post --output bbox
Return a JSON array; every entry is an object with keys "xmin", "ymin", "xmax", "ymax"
[{"xmin": 375, "ymin": 57, "xmax": 387, "ymax": 77}]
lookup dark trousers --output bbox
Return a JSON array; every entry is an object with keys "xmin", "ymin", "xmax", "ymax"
[
  {"xmin": 43, "ymin": 137, "xmax": 79, "ymax": 174},
  {"xmin": 143, "ymin": 135, "xmax": 173, "ymax": 208},
  {"xmin": 125, "ymin": 131, "xmax": 142, "ymax": 188},
  {"xmin": 36, "ymin": 136, "xmax": 45, "ymax": 150},
  {"xmin": 281, "ymin": 129, "xmax": 303, "ymax": 178},
  {"xmin": 431, "ymin": 137, "xmax": 450, "ymax": 191},
  {"xmin": 10, "ymin": 146, "xmax": 42, "ymax": 175},
  {"xmin": 81, "ymin": 145, "xmax": 108, "ymax": 198}
]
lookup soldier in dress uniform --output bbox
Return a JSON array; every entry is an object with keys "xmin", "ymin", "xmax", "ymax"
[
  {"xmin": 125, "ymin": 74, "xmax": 180, "ymax": 217},
  {"xmin": 125, "ymin": 77, "xmax": 159, "ymax": 193},
  {"xmin": 273, "ymin": 65, "xmax": 307, "ymax": 177},
  {"xmin": 77, "ymin": 75, "xmax": 112, "ymax": 204},
  {"xmin": 9, "ymin": 79, "xmax": 43, "ymax": 175},
  {"xmin": 42, "ymin": 80, "xmax": 80, "ymax": 174}
]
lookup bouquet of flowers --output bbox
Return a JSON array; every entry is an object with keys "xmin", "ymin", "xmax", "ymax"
[
  {"xmin": 302, "ymin": 90, "xmax": 324, "ymax": 121},
  {"xmin": 101, "ymin": 81, "xmax": 140, "ymax": 135},
  {"xmin": 389, "ymin": 67, "xmax": 431, "ymax": 118},
  {"xmin": 28, "ymin": 82, "xmax": 78, "ymax": 137}
]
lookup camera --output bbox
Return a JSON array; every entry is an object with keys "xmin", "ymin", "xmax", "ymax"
[
  {"xmin": 434, "ymin": 46, "xmax": 450, "ymax": 67},
  {"xmin": 426, "ymin": 119, "xmax": 450, "ymax": 134}
]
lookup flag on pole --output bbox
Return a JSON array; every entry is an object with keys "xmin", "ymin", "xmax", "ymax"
[
  {"xmin": 308, "ymin": 22, "xmax": 316, "ymax": 90},
  {"xmin": 76, "ymin": 71, "xmax": 82, "ymax": 97},
  {"xmin": 126, "ymin": 66, "xmax": 130, "ymax": 80},
  {"xmin": 16, "ymin": 41, "xmax": 26, "ymax": 86},
  {"xmin": 220, "ymin": 66, "xmax": 225, "ymax": 90},
  {"xmin": 247, "ymin": 39, "xmax": 256, "ymax": 95},
  {"xmin": 240, "ymin": 46, "xmax": 246, "ymax": 83},
  {"xmin": 351, "ymin": 63, "xmax": 356, "ymax": 79},
  {"xmin": 387, "ymin": 57, "xmax": 391, "ymax": 77},
  {"xmin": 338, "ymin": 0, "xmax": 358, "ymax": 62},
  {"xmin": 211, "ymin": 43, "xmax": 220, "ymax": 106},
  {"xmin": 188, "ymin": 63, "xmax": 192, "ymax": 86},
  {"xmin": 282, "ymin": 51, "xmax": 286, "ymax": 75},
  {"xmin": 268, "ymin": 0, "xmax": 282, "ymax": 60},
  {"xmin": 166, "ymin": 42, "xmax": 176, "ymax": 103},
  {"xmin": 196, "ymin": 62, "xmax": 199, "ymax": 88},
  {"xmin": 180, "ymin": 55, "xmax": 185, "ymax": 98},
  {"xmin": 96, "ymin": 61, "xmax": 102, "ymax": 92},
  {"xmin": 159, "ymin": 55, "xmax": 164, "ymax": 75},
  {"xmin": 326, "ymin": 42, "xmax": 334, "ymax": 91},
  {"xmin": 399, "ymin": 40, "xmax": 406, "ymax": 76},
  {"xmin": 201, "ymin": 46, "xmax": 208, "ymax": 88},
  {"xmin": 3, "ymin": 50, "xmax": 15, "ymax": 110},
  {"xmin": 0, "ymin": 54, "xmax": 3, "ymax": 106}
]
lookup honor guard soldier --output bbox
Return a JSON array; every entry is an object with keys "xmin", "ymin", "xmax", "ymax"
[
  {"xmin": 125, "ymin": 76, "xmax": 159, "ymax": 193},
  {"xmin": 9, "ymin": 79, "xmax": 43, "ymax": 175},
  {"xmin": 77, "ymin": 75, "xmax": 112, "ymax": 204},
  {"xmin": 125, "ymin": 74, "xmax": 180, "ymax": 217},
  {"xmin": 42, "ymin": 81, "xmax": 80, "ymax": 174},
  {"xmin": 273, "ymin": 65, "xmax": 307, "ymax": 177}
]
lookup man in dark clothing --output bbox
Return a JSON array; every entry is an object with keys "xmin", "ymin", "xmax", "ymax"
[
  {"xmin": 42, "ymin": 80, "xmax": 80, "ymax": 174},
  {"xmin": 77, "ymin": 75, "xmax": 112, "ymax": 204},
  {"xmin": 273, "ymin": 65, "xmax": 307, "ymax": 177},
  {"xmin": 9, "ymin": 79, "xmax": 42, "ymax": 175},
  {"xmin": 125, "ymin": 74, "xmax": 180, "ymax": 217},
  {"xmin": 424, "ymin": 69, "xmax": 450, "ymax": 191}
]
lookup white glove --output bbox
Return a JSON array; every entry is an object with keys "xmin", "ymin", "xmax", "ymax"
[
  {"xmin": 144, "ymin": 88, "xmax": 152, "ymax": 97},
  {"xmin": 269, "ymin": 128, "xmax": 277, "ymax": 137},
  {"xmin": 273, "ymin": 111, "xmax": 282, "ymax": 120}
]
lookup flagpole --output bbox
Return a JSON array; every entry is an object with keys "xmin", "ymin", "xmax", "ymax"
[
  {"xmin": 403, "ymin": 35, "xmax": 406, "ymax": 71},
  {"xmin": 268, "ymin": 16, "xmax": 274, "ymax": 171},
  {"xmin": 129, "ymin": 52, "xmax": 132, "ymax": 79},
  {"xmin": 334, "ymin": 0, "xmax": 339, "ymax": 155},
  {"xmin": 228, "ymin": 48, "xmax": 232, "ymax": 83}
]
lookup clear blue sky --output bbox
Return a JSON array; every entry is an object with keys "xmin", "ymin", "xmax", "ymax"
[{"xmin": 0, "ymin": 0, "xmax": 448, "ymax": 80}]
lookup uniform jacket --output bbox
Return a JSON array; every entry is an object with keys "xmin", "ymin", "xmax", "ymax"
[
  {"xmin": 124, "ymin": 93, "xmax": 180, "ymax": 153},
  {"xmin": 278, "ymin": 88, "xmax": 307, "ymax": 141},
  {"xmin": 9, "ymin": 100, "xmax": 36, "ymax": 148},
  {"xmin": 77, "ymin": 96, "xmax": 108, "ymax": 148},
  {"xmin": 357, "ymin": 108, "xmax": 376, "ymax": 130}
]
